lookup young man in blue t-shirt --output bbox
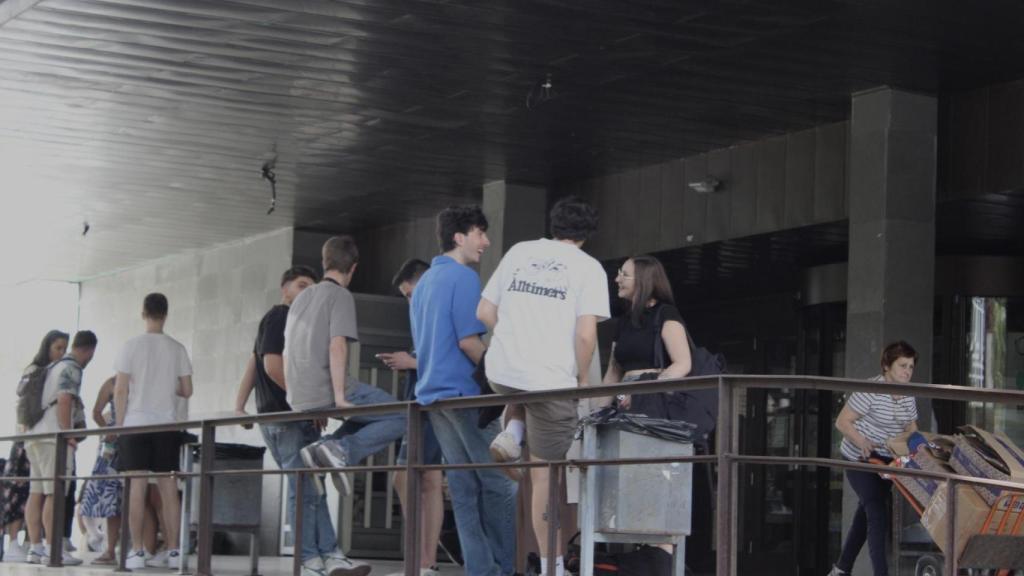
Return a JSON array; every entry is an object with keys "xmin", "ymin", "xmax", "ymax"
[{"xmin": 409, "ymin": 206, "xmax": 517, "ymax": 576}]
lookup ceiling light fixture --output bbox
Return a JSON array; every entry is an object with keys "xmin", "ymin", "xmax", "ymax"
[{"xmin": 688, "ymin": 177, "xmax": 721, "ymax": 194}]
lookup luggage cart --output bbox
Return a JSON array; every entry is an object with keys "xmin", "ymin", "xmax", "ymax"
[
  {"xmin": 577, "ymin": 420, "xmax": 693, "ymax": 576},
  {"xmin": 889, "ymin": 462, "xmax": 1024, "ymax": 576}
]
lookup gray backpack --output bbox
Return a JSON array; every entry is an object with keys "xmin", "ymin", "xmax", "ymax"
[{"xmin": 15, "ymin": 362, "xmax": 60, "ymax": 429}]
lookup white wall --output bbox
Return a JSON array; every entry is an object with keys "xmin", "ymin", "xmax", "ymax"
[{"xmin": 76, "ymin": 227, "xmax": 294, "ymax": 552}]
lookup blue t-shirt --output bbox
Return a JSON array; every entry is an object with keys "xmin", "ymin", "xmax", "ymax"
[{"xmin": 410, "ymin": 255, "xmax": 487, "ymax": 405}]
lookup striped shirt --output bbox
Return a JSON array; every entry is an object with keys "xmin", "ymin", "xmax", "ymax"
[{"xmin": 839, "ymin": 376, "xmax": 918, "ymax": 461}]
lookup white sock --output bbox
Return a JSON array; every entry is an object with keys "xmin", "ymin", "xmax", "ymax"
[
  {"xmin": 539, "ymin": 555, "xmax": 564, "ymax": 576},
  {"xmin": 506, "ymin": 419, "xmax": 525, "ymax": 444}
]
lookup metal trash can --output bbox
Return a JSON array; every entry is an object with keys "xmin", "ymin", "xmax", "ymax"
[
  {"xmin": 578, "ymin": 414, "xmax": 694, "ymax": 576},
  {"xmin": 594, "ymin": 425, "xmax": 693, "ymax": 535},
  {"xmin": 189, "ymin": 443, "xmax": 266, "ymax": 527},
  {"xmin": 181, "ymin": 442, "xmax": 265, "ymax": 575}
]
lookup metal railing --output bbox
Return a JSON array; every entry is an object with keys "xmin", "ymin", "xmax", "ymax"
[{"xmin": 3, "ymin": 374, "xmax": 1024, "ymax": 576}]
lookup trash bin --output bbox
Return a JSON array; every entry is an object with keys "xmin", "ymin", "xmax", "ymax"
[
  {"xmin": 593, "ymin": 423, "xmax": 693, "ymax": 535},
  {"xmin": 189, "ymin": 443, "xmax": 266, "ymax": 527}
]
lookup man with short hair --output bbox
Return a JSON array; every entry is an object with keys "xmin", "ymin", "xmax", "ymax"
[
  {"xmin": 284, "ymin": 235, "xmax": 406, "ymax": 576},
  {"xmin": 113, "ymin": 293, "xmax": 192, "ymax": 570},
  {"xmin": 24, "ymin": 330, "xmax": 97, "ymax": 566},
  {"xmin": 235, "ymin": 265, "xmax": 337, "ymax": 575},
  {"xmin": 379, "ymin": 259, "xmax": 445, "ymax": 576},
  {"xmin": 410, "ymin": 206, "xmax": 517, "ymax": 576},
  {"xmin": 478, "ymin": 196, "xmax": 609, "ymax": 576}
]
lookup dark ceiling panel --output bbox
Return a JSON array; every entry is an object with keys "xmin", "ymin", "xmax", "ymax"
[{"xmin": 4, "ymin": 0, "xmax": 1024, "ymax": 283}]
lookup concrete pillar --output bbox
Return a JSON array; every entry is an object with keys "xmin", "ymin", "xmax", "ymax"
[
  {"xmin": 844, "ymin": 86, "xmax": 937, "ymax": 575},
  {"xmin": 480, "ymin": 180, "xmax": 548, "ymax": 282}
]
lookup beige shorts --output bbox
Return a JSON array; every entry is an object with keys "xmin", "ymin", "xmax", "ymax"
[
  {"xmin": 490, "ymin": 381, "xmax": 578, "ymax": 461},
  {"xmin": 25, "ymin": 441, "xmax": 75, "ymax": 496}
]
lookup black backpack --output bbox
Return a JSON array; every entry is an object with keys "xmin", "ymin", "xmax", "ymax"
[
  {"xmin": 629, "ymin": 305, "xmax": 725, "ymax": 449},
  {"xmin": 15, "ymin": 362, "xmax": 60, "ymax": 429}
]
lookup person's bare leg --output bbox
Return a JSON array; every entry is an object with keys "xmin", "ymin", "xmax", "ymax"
[
  {"xmin": 420, "ymin": 470, "xmax": 444, "ymax": 568},
  {"xmin": 128, "ymin": 477, "xmax": 148, "ymax": 553},
  {"xmin": 530, "ymin": 457, "xmax": 563, "ymax": 575},
  {"xmin": 6, "ymin": 519, "xmax": 23, "ymax": 541},
  {"xmin": 104, "ymin": 517, "xmax": 121, "ymax": 558},
  {"xmin": 40, "ymin": 496, "xmax": 54, "ymax": 549},
  {"xmin": 26, "ymin": 493, "xmax": 43, "ymax": 545},
  {"xmin": 155, "ymin": 478, "xmax": 179, "ymax": 550}
]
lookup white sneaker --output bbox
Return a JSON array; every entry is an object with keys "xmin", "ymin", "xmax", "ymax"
[
  {"xmin": 167, "ymin": 549, "xmax": 182, "ymax": 569},
  {"xmin": 315, "ymin": 442, "xmax": 353, "ymax": 495},
  {"xmin": 299, "ymin": 440, "xmax": 327, "ymax": 496},
  {"xmin": 3, "ymin": 541, "xmax": 28, "ymax": 563},
  {"xmin": 26, "ymin": 545, "xmax": 46, "ymax": 564},
  {"xmin": 60, "ymin": 548, "xmax": 83, "ymax": 566},
  {"xmin": 825, "ymin": 567, "xmax": 849, "ymax": 576},
  {"xmin": 302, "ymin": 556, "xmax": 327, "ymax": 576},
  {"xmin": 126, "ymin": 549, "xmax": 147, "ymax": 570},
  {"xmin": 322, "ymin": 549, "xmax": 371, "ymax": 576},
  {"xmin": 146, "ymin": 548, "xmax": 169, "ymax": 567},
  {"xmin": 490, "ymin": 429, "xmax": 524, "ymax": 481},
  {"xmin": 64, "ymin": 537, "xmax": 77, "ymax": 553},
  {"xmin": 490, "ymin": 429, "xmax": 522, "ymax": 462}
]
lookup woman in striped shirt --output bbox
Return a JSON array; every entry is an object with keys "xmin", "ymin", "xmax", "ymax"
[{"xmin": 827, "ymin": 341, "xmax": 919, "ymax": 576}]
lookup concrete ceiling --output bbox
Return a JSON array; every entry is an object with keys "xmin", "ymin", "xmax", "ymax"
[{"xmin": 3, "ymin": 0, "xmax": 1024, "ymax": 284}]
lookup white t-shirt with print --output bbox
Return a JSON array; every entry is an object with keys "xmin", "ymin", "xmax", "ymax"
[
  {"xmin": 482, "ymin": 238, "xmax": 610, "ymax": 391},
  {"xmin": 115, "ymin": 333, "xmax": 193, "ymax": 427}
]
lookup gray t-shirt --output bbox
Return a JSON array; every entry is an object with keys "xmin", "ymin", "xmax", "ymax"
[{"xmin": 283, "ymin": 280, "xmax": 359, "ymax": 411}]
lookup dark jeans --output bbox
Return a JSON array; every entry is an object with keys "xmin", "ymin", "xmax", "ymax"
[{"xmin": 837, "ymin": 468, "xmax": 891, "ymax": 575}]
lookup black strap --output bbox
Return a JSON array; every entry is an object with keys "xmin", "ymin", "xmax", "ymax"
[
  {"xmin": 652, "ymin": 304, "xmax": 697, "ymax": 370},
  {"xmin": 323, "ymin": 277, "xmax": 340, "ymax": 286}
]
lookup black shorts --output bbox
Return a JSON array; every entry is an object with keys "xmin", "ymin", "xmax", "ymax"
[{"xmin": 117, "ymin": 432, "xmax": 182, "ymax": 473}]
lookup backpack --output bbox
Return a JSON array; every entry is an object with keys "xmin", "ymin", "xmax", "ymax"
[
  {"xmin": 15, "ymin": 362, "xmax": 59, "ymax": 429},
  {"xmin": 639, "ymin": 305, "xmax": 726, "ymax": 449}
]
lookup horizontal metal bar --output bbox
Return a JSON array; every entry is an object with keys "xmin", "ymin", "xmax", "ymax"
[{"xmin": 2, "ymin": 374, "xmax": 1023, "ymax": 443}]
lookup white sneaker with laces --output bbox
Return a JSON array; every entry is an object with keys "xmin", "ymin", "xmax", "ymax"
[
  {"xmin": 825, "ymin": 566, "xmax": 849, "ymax": 576},
  {"xmin": 125, "ymin": 549, "xmax": 147, "ymax": 570},
  {"xmin": 322, "ymin": 549, "xmax": 371, "ymax": 576},
  {"xmin": 299, "ymin": 440, "xmax": 327, "ymax": 496},
  {"xmin": 63, "ymin": 537, "xmax": 77, "ymax": 553},
  {"xmin": 315, "ymin": 442, "xmax": 352, "ymax": 495},
  {"xmin": 302, "ymin": 556, "xmax": 327, "ymax": 576}
]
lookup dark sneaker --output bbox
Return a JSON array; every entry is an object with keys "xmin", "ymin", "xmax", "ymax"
[
  {"xmin": 299, "ymin": 440, "xmax": 327, "ymax": 496},
  {"xmin": 315, "ymin": 441, "xmax": 352, "ymax": 495}
]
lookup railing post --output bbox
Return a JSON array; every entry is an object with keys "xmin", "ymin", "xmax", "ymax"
[
  {"xmin": 716, "ymin": 376, "xmax": 734, "ymax": 576},
  {"xmin": 546, "ymin": 462, "xmax": 560, "ymax": 576},
  {"xmin": 196, "ymin": 423, "xmax": 216, "ymax": 576},
  {"xmin": 118, "ymin": 475, "xmax": 131, "ymax": 569},
  {"xmin": 944, "ymin": 480, "xmax": 958, "ymax": 575},
  {"xmin": 47, "ymin": 433, "xmax": 68, "ymax": 567},
  {"xmin": 292, "ymin": 470, "xmax": 305, "ymax": 576},
  {"xmin": 179, "ymin": 442, "xmax": 194, "ymax": 575},
  {"xmin": 404, "ymin": 403, "xmax": 422, "ymax": 576}
]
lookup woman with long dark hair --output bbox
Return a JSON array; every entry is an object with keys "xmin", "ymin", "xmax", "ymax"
[
  {"xmin": 602, "ymin": 255, "xmax": 692, "ymax": 411},
  {"xmin": 2, "ymin": 330, "xmax": 68, "ymax": 563}
]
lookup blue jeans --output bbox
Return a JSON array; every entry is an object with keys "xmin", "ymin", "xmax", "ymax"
[
  {"xmin": 321, "ymin": 381, "xmax": 407, "ymax": 464},
  {"xmin": 261, "ymin": 421, "xmax": 337, "ymax": 562},
  {"xmin": 838, "ymin": 469, "xmax": 891, "ymax": 575},
  {"xmin": 429, "ymin": 408, "xmax": 517, "ymax": 576}
]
